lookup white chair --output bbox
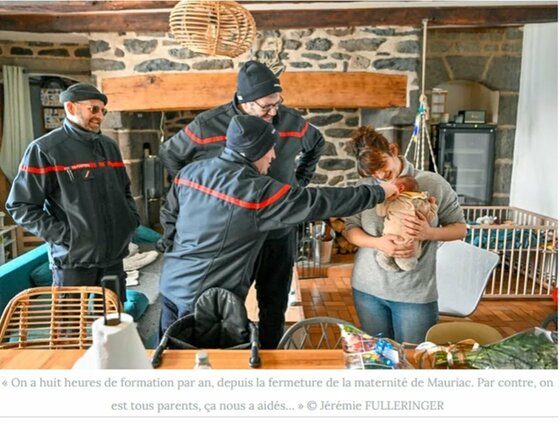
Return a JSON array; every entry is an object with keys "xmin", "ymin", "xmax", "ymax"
[{"xmin": 436, "ymin": 240, "xmax": 500, "ymax": 317}]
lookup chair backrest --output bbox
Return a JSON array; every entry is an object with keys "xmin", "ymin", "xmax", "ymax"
[
  {"xmin": 0, "ymin": 286, "xmax": 121, "ymax": 349},
  {"xmin": 436, "ymin": 240, "xmax": 499, "ymax": 317},
  {"xmin": 151, "ymin": 287, "xmax": 259, "ymax": 368},
  {"xmin": 425, "ymin": 321, "xmax": 503, "ymax": 345},
  {"xmin": 277, "ymin": 316, "xmax": 354, "ymax": 349}
]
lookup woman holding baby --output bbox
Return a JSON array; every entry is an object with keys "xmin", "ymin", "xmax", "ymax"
[{"xmin": 344, "ymin": 126, "xmax": 467, "ymax": 344}]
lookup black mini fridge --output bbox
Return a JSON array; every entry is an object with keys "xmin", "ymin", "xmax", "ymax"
[{"xmin": 436, "ymin": 123, "xmax": 496, "ymax": 205}]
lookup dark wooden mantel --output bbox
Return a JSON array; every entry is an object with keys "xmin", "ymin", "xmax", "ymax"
[{"xmin": 0, "ymin": 1, "xmax": 556, "ymax": 33}]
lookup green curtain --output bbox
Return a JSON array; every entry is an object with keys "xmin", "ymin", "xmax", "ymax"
[{"xmin": 0, "ymin": 65, "xmax": 34, "ymax": 182}]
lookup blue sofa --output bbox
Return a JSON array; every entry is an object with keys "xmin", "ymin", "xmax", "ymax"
[{"xmin": 0, "ymin": 225, "xmax": 161, "ymax": 320}]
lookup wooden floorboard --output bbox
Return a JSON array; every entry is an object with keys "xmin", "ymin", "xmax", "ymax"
[{"xmin": 298, "ymin": 264, "xmax": 557, "ymax": 339}]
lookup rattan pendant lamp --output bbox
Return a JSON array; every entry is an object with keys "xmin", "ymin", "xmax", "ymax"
[{"xmin": 169, "ymin": 0, "xmax": 257, "ymax": 58}]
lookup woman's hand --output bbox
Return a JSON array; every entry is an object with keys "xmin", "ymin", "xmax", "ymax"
[
  {"xmin": 400, "ymin": 211, "xmax": 433, "ymax": 241},
  {"xmin": 346, "ymin": 228, "xmax": 414, "ymax": 257},
  {"xmin": 376, "ymin": 234, "xmax": 416, "ymax": 258}
]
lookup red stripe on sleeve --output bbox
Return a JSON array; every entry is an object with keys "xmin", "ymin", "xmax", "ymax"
[
  {"xmin": 278, "ymin": 121, "xmax": 309, "ymax": 138},
  {"xmin": 20, "ymin": 161, "xmax": 125, "ymax": 174},
  {"xmin": 175, "ymin": 177, "xmax": 291, "ymax": 210},
  {"xmin": 184, "ymin": 127, "xmax": 227, "ymax": 145}
]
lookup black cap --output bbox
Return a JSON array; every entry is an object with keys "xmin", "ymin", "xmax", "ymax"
[
  {"xmin": 226, "ymin": 115, "xmax": 278, "ymax": 162},
  {"xmin": 59, "ymin": 83, "xmax": 108, "ymax": 105},
  {"xmin": 236, "ymin": 61, "xmax": 282, "ymax": 103}
]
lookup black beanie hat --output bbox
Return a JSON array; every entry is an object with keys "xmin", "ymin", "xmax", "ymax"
[
  {"xmin": 226, "ymin": 115, "xmax": 278, "ymax": 162},
  {"xmin": 59, "ymin": 83, "xmax": 108, "ymax": 105},
  {"xmin": 236, "ymin": 60, "xmax": 282, "ymax": 103}
]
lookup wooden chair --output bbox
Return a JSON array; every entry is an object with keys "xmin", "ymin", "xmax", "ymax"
[
  {"xmin": 15, "ymin": 226, "xmax": 44, "ymax": 254},
  {"xmin": 0, "ymin": 286, "xmax": 121, "ymax": 349},
  {"xmin": 276, "ymin": 316, "xmax": 354, "ymax": 349}
]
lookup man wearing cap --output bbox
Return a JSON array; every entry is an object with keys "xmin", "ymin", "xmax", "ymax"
[
  {"xmin": 6, "ymin": 83, "xmax": 139, "ymax": 301},
  {"xmin": 158, "ymin": 60, "xmax": 325, "ymax": 348},
  {"xmin": 158, "ymin": 115, "xmax": 396, "ymax": 335}
]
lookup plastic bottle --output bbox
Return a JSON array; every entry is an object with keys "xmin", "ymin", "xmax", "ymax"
[
  {"xmin": 298, "ymin": 222, "xmax": 313, "ymax": 262},
  {"xmin": 194, "ymin": 351, "xmax": 212, "ymax": 369}
]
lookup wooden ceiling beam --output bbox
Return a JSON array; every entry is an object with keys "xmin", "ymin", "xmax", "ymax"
[
  {"xmin": 0, "ymin": 1, "xmax": 176, "ymax": 13},
  {"xmin": 0, "ymin": 5, "xmax": 556, "ymax": 33},
  {"xmin": 255, "ymin": 6, "xmax": 558, "ymax": 29}
]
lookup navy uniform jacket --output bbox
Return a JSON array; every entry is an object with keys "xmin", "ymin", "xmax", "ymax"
[
  {"xmin": 158, "ymin": 97, "xmax": 325, "ymax": 239},
  {"xmin": 159, "ymin": 147, "xmax": 386, "ymax": 316},
  {"xmin": 6, "ymin": 119, "xmax": 139, "ymax": 269}
]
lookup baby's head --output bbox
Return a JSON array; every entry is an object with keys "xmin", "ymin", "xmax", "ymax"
[{"xmin": 395, "ymin": 175, "xmax": 419, "ymax": 193}]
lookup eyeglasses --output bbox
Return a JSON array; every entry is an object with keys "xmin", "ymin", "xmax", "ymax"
[
  {"xmin": 253, "ymin": 96, "xmax": 283, "ymax": 112},
  {"xmin": 76, "ymin": 102, "xmax": 108, "ymax": 116}
]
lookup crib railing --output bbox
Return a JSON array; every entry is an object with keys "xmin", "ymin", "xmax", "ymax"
[{"xmin": 462, "ymin": 206, "xmax": 557, "ymax": 299}]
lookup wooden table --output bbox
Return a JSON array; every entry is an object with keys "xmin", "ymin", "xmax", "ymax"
[{"xmin": 0, "ymin": 349, "xmax": 345, "ymax": 370}]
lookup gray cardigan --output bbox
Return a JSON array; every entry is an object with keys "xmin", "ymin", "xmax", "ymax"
[{"xmin": 345, "ymin": 157, "xmax": 466, "ymax": 304}]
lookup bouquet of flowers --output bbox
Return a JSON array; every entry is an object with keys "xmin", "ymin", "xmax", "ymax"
[
  {"xmin": 416, "ymin": 327, "xmax": 557, "ymax": 369},
  {"xmin": 339, "ymin": 324, "xmax": 412, "ymax": 369}
]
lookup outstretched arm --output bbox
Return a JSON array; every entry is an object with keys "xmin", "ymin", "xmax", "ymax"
[{"xmin": 256, "ymin": 181, "xmax": 397, "ymax": 232}]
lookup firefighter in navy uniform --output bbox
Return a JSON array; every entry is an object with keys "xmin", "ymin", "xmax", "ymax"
[
  {"xmin": 6, "ymin": 83, "xmax": 139, "ymax": 301},
  {"xmin": 158, "ymin": 115, "xmax": 397, "ymax": 336},
  {"xmin": 158, "ymin": 61, "xmax": 325, "ymax": 348}
]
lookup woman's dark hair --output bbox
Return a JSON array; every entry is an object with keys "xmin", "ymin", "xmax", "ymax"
[{"xmin": 346, "ymin": 126, "xmax": 397, "ymax": 177}]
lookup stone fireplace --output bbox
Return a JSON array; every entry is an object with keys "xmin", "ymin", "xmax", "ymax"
[{"xmin": 87, "ymin": 26, "xmax": 421, "ymax": 225}]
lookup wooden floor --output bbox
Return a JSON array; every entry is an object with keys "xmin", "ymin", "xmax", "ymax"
[{"xmin": 298, "ymin": 264, "xmax": 557, "ymax": 339}]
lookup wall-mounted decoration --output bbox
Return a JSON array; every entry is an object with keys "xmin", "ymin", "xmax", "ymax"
[
  {"xmin": 40, "ymin": 88, "xmax": 63, "ymax": 107},
  {"xmin": 40, "ymin": 78, "xmax": 66, "ymax": 132},
  {"xmin": 43, "ymin": 107, "xmax": 66, "ymax": 129}
]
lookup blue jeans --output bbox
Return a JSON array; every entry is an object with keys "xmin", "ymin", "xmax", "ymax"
[{"xmin": 352, "ymin": 288, "xmax": 438, "ymax": 344}]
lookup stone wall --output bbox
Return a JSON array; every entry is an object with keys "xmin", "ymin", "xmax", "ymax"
[
  {"xmin": 0, "ymin": 39, "xmax": 91, "ymax": 79},
  {"xmin": 89, "ymin": 27, "xmax": 420, "ymax": 196}
]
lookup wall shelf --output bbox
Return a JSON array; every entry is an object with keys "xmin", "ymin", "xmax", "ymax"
[{"xmin": 0, "ymin": 225, "xmax": 18, "ymax": 265}]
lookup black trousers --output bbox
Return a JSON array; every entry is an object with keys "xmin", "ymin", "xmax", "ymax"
[
  {"xmin": 253, "ymin": 229, "xmax": 296, "ymax": 349},
  {"xmin": 52, "ymin": 260, "xmax": 127, "ymax": 303}
]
